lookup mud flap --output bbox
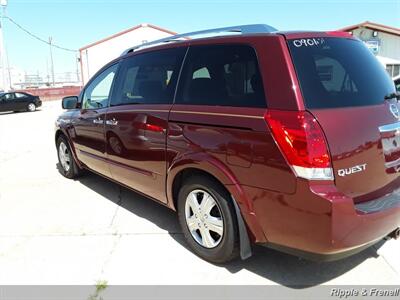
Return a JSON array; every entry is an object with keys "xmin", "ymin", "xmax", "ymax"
[{"xmin": 232, "ymin": 196, "xmax": 252, "ymax": 260}]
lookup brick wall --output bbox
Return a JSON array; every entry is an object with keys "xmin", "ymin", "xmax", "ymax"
[{"xmin": 17, "ymin": 86, "xmax": 82, "ymax": 101}]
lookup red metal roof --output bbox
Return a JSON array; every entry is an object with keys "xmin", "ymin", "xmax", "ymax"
[
  {"xmin": 79, "ymin": 23, "xmax": 178, "ymax": 51},
  {"xmin": 339, "ymin": 21, "xmax": 400, "ymax": 37}
]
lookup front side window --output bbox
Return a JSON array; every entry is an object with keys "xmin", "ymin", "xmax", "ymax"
[
  {"xmin": 111, "ymin": 47, "xmax": 187, "ymax": 106},
  {"xmin": 288, "ymin": 37, "xmax": 395, "ymax": 108},
  {"xmin": 176, "ymin": 45, "xmax": 266, "ymax": 107},
  {"xmin": 82, "ymin": 64, "xmax": 118, "ymax": 109},
  {"xmin": 4, "ymin": 93, "xmax": 14, "ymax": 101}
]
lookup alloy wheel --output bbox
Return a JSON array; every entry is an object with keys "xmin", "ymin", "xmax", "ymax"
[
  {"xmin": 58, "ymin": 142, "xmax": 71, "ymax": 172},
  {"xmin": 185, "ymin": 189, "xmax": 224, "ymax": 248},
  {"xmin": 28, "ymin": 103, "xmax": 36, "ymax": 112}
]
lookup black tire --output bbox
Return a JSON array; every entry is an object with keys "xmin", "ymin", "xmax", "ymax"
[
  {"xmin": 177, "ymin": 175, "xmax": 240, "ymax": 264},
  {"xmin": 56, "ymin": 135, "xmax": 82, "ymax": 179}
]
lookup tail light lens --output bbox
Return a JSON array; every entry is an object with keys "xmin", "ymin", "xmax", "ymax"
[{"xmin": 265, "ymin": 110, "xmax": 333, "ymax": 180}]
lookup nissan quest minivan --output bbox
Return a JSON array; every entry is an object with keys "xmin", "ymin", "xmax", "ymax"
[{"xmin": 55, "ymin": 24, "xmax": 400, "ymax": 263}]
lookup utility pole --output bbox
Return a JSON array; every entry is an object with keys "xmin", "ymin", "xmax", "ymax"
[
  {"xmin": 49, "ymin": 36, "xmax": 55, "ymax": 86},
  {"xmin": 75, "ymin": 53, "xmax": 80, "ymax": 84},
  {"xmin": 46, "ymin": 58, "xmax": 50, "ymax": 86},
  {"xmin": 6, "ymin": 46, "xmax": 11, "ymax": 89},
  {"xmin": 0, "ymin": 0, "xmax": 9, "ymax": 92}
]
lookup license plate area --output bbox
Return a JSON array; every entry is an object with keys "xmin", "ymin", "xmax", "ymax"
[{"xmin": 379, "ymin": 122, "xmax": 400, "ymax": 174}]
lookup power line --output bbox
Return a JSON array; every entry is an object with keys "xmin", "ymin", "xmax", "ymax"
[{"xmin": 4, "ymin": 15, "xmax": 77, "ymax": 52}]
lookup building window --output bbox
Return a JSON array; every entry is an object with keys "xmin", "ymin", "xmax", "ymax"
[{"xmin": 386, "ymin": 64, "xmax": 400, "ymax": 78}]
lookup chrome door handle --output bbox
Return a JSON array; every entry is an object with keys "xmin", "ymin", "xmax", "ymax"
[
  {"xmin": 93, "ymin": 118, "xmax": 103, "ymax": 124},
  {"xmin": 106, "ymin": 118, "xmax": 118, "ymax": 126}
]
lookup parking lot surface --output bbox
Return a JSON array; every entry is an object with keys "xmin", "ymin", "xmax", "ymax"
[{"xmin": 0, "ymin": 100, "xmax": 399, "ymax": 286}]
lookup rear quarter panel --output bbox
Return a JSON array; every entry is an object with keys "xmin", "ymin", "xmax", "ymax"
[
  {"xmin": 166, "ymin": 36, "xmax": 302, "ymax": 242},
  {"xmin": 166, "ymin": 106, "xmax": 296, "ymax": 243}
]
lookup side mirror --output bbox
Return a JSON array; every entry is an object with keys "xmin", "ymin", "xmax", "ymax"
[{"xmin": 62, "ymin": 96, "xmax": 79, "ymax": 109}]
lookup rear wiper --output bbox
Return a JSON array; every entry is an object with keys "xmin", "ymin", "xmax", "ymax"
[{"xmin": 384, "ymin": 92, "xmax": 400, "ymax": 101}]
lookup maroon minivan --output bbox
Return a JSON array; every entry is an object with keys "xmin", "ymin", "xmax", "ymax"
[{"xmin": 55, "ymin": 24, "xmax": 400, "ymax": 263}]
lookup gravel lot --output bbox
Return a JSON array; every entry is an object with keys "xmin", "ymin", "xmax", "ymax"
[{"xmin": 0, "ymin": 100, "xmax": 399, "ymax": 286}]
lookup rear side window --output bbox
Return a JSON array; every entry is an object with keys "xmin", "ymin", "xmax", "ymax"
[
  {"xmin": 111, "ymin": 47, "xmax": 186, "ymax": 106},
  {"xmin": 15, "ymin": 93, "xmax": 28, "ymax": 99},
  {"xmin": 176, "ymin": 45, "xmax": 266, "ymax": 107},
  {"xmin": 288, "ymin": 37, "xmax": 395, "ymax": 109}
]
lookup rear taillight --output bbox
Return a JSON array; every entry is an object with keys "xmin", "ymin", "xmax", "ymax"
[{"xmin": 265, "ymin": 110, "xmax": 333, "ymax": 180}]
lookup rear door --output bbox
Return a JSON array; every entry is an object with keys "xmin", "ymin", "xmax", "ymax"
[
  {"xmin": 287, "ymin": 36, "xmax": 399, "ymax": 202},
  {"xmin": 168, "ymin": 43, "xmax": 298, "ymax": 195},
  {"xmin": 105, "ymin": 47, "xmax": 187, "ymax": 203},
  {"xmin": 71, "ymin": 63, "xmax": 119, "ymax": 177},
  {"xmin": 14, "ymin": 93, "xmax": 30, "ymax": 110}
]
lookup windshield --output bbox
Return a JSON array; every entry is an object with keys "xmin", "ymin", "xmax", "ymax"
[{"xmin": 287, "ymin": 37, "xmax": 395, "ymax": 109}]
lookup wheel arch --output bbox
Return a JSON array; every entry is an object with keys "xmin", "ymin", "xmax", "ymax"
[
  {"xmin": 55, "ymin": 129, "xmax": 65, "ymax": 145},
  {"xmin": 171, "ymin": 168, "xmax": 226, "ymax": 211},
  {"xmin": 55, "ymin": 128, "xmax": 82, "ymax": 169},
  {"xmin": 167, "ymin": 153, "xmax": 267, "ymax": 246},
  {"xmin": 167, "ymin": 156, "xmax": 244, "ymax": 212}
]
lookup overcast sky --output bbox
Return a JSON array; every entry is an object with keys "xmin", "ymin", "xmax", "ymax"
[{"xmin": 4, "ymin": 0, "xmax": 400, "ymax": 77}]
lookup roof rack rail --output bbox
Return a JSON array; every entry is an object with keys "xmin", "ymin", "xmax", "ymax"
[{"xmin": 121, "ymin": 24, "xmax": 277, "ymax": 56}]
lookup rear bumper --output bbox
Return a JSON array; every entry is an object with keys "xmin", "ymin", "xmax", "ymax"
[
  {"xmin": 261, "ymin": 238, "xmax": 381, "ymax": 262},
  {"xmin": 247, "ymin": 179, "xmax": 400, "ymax": 260}
]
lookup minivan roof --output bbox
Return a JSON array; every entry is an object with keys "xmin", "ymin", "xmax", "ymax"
[
  {"xmin": 120, "ymin": 30, "xmax": 354, "ymax": 59},
  {"xmin": 91, "ymin": 28, "xmax": 356, "ymax": 84},
  {"xmin": 121, "ymin": 24, "xmax": 278, "ymax": 55},
  {"xmin": 121, "ymin": 23, "xmax": 355, "ymax": 57}
]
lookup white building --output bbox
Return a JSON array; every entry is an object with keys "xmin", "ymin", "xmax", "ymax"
[
  {"xmin": 340, "ymin": 21, "xmax": 400, "ymax": 79},
  {"xmin": 9, "ymin": 66, "xmax": 25, "ymax": 88},
  {"xmin": 0, "ymin": 66, "xmax": 25, "ymax": 91},
  {"xmin": 79, "ymin": 23, "xmax": 177, "ymax": 84}
]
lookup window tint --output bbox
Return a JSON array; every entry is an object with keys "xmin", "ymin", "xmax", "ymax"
[
  {"xmin": 4, "ymin": 93, "xmax": 14, "ymax": 101},
  {"xmin": 15, "ymin": 93, "xmax": 28, "ymax": 99},
  {"xmin": 288, "ymin": 38, "xmax": 395, "ymax": 109},
  {"xmin": 111, "ymin": 47, "xmax": 186, "ymax": 106},
  {"xmin": 82, "ymin": 64, "xmax": 118, "ymax": 109},
  {"xmin": 176, "ymin": 45, "xmax": 265, "ymax": 107}
]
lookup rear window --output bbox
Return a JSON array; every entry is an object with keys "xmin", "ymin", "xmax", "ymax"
[{"xmin": 288, "ymin": 37, "xmax": 395, "ymax": 109}]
